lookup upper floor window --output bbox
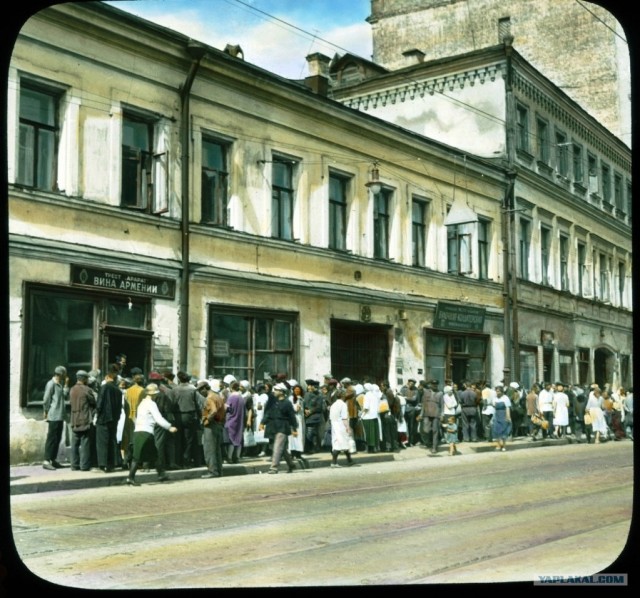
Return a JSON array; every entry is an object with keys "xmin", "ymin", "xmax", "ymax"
[
  {"xmin": 626, "ymin": 181, "xmax": 632, "ymax": 222},
  {"xmin": 598, "ymin": 253, "xmax": 610, "ymax": 302},
  {"xmin": 329, "ymin": 172, "xmax": 349, "ymax": 251},
  {"xmin": 201, "ymin": 137, "xmax": 229, "ymax": 225},
  {"xmin": 614, "ymin": 173, "xmax": 624, "ymax": 215},
  {"xmin": 540, "ymin": 225, "xmax": 551, "ymax": 285},
  {"xmin": 559, "ymin": 234, "xmax": 569, "ymax": 291},
  {"xmin": 577, "ymin": 242, "xmax": 587, "ymax": 296},
  {"xmin": 518, "ymin": 218, "xmax": 530, "ymax": 280},
  {"xmin": 272, "ymin": 158, "xmax": 295, "ymax": 240},
  {"xmin": 121, "ymin": 111, "xmax": 167, "ymax": 213},
  {"xmin": 588, "ymin": 153, "xmax": 598, "ymax": 195},
  {"xmin": 447, "ymin": 224, "xmax": 472, "ymax": 275},
  {"xmin": 536, "ymin": 117, "xmax": 550, "ymax": 164},
  {"xmin": 516, "ymin": 103, "xmax": 529, "ymax": 153},
  {"xmin": 478, "ymin": 218, "xmax": 490, "ymax": 280},
  {"xmin": 601, "ymin": 163, "xmax": 612, "ymax": 204},
  {"xmin": 618, "ymin": 261, "xmax": 626, "ymax": 306},
  {"xmin": 572, "ymin": 143, "xmax": 584, "ymax": 184},
  {"xmin": 18, "ymin": 83, "xmax": 60, "ymax": 190},
  {"xmin": 373, "ymin": 188, "xmax": 392, "ymax": 259},
  {"xmin": 555, "ymin": 131, "xmax": 569, "ymax": 177},
  {"xmin": 411, "ymin": 197, "xmax": 428, "ymax": 267}
]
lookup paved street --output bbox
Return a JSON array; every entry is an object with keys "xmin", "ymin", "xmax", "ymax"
[{"xmin": 8, "ymin": 440, "xmax": 634, "ymax": 589}]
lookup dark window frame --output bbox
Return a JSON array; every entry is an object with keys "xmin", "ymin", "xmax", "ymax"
[
  {"xmin": 373, "ymin": 188, "xmax": 392, "ymax": 260},
  {"xmin": 17, "ymin": 81, "xmax": 61, "ymax": 191},
  {"xmin": 201, "ymin": 136, "xmax": 230, "ymax": 225},
  {"xmin": 411, "ymin": 196, "xmax": 428, "ymax": 267},
  {"xmin": 271, "ymin": 157, "xmax": 295, "ymax": 241},
  {"xmin": 329, "ymin": 172, "xmax": 349, "ymax": 251}
]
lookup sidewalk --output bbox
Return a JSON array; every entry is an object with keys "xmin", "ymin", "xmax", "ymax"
[{"xmin": 10, "ymin": 436, "xmax": 570, "ymax": 495}]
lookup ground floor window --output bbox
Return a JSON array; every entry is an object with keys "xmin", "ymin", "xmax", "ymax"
[
  {"xmin": 559, "ymin": 351, "xmax": 574, "ymax": 385},
  {"xmin": 519, "ymin": 346, "xmax": 537, "ymax": 390},
  {"xmin": 577, "ymin": 347, "xmax": 590, "ymax": 386},
  {"xmin": 424, "ymin": 331, "xmax": 488, "ymax": 388},
  {"xmin": 208, "ymin": 308, "xmax": 297, "ymax": 383},
  {"xmin": 330, "ymin": 320, "xmax": 391, "ymax": 383},
  {"xmin": 23, "ymin": 284, "xmax": 150, "ymax": 406}
]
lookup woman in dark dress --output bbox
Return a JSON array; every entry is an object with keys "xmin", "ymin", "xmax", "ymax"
[{"xmin": 491, "ymin": 385, "xmax": 512, "ymax": 452}]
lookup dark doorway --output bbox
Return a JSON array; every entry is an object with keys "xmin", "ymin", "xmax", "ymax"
[
  {"xmin": 102, "ymin": 326, "xmax": 153, "ymax": 378},
  {"xmin": 330, "ymin": 320, "xmax": 391, "ymax": 383},
  {"xmin": 594, "ymin": 347, "xmax": 615, "ymax": 389}
]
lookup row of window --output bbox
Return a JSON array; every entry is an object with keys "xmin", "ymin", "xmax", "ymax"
[
  {"xmin": 518, "ymin": 218, "xmax": 629, "ymax": 305},
  {"xmin": 515, "ymin": 101, "xmax": 631, "ymax": 220},
  {"xmin": 15, "ymin": 80, "xmax": 630, "ymax": 306}
]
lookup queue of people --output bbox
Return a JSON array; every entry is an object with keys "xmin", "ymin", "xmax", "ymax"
[{"xmin": 43, "ymin": 363, "xmax": 634, "ymax": 480}]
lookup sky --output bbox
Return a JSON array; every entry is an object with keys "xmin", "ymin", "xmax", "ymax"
[{"xmin": 103, "ymin": 0, "xmax": 373, "ymax": 79}]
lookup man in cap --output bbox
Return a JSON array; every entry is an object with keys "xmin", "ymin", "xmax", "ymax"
[
  {"xmin": 42, "ymin": 365, "xmax": 70, "ymax": 470},
  {"xmin": 399, "ymin": 378, "xmax": 420, "ymax": 446},
  {"xmin": 69, "ymin": 370, "xmax": 97, "ymax": 471},
  {"xmin": 303, "ymin": 379, "xmax": 324, "ymax": 454},
  {"xmin": 260, "ymin": 383, "xmax": 298, "ymax": 473},
  {"xmin": 198, "ymin": 380, "xmax": 226, "ymax": 478},
  {"xmin": 125, "ymin": 383, "xmax": 178, "ymax": 486}
]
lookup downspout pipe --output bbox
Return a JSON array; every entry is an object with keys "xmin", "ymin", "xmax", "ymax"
[
  {"xmin": 179, "ymin": 41, "xmax": 206, "ymax": 371},
  {"xmin": 503, "ymin": 33, "xmax": 517, "ymax": 386}
]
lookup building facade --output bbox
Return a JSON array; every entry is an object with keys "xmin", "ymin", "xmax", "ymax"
[
  {"xmin": 366, "ymin": 0, "xmax": 632, "ymax": 146},
  {"xmin": 329, "ymin": 38, "xmax": 633, "ymax": 392},
  {"xmin": 8, "ymin": 2, "xmax": 511, "ymax": 463}
]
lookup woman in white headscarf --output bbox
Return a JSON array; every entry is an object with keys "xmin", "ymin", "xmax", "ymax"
[{"xmin": 361, "ymin": 383, "xmax": 382, "ymax": 453}]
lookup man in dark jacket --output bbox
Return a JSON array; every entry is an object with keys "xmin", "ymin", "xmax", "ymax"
[
  {"xmin": 95, "ymin": 363, "xmax": 123, "ymax": 472},
  {"xmin": 169, "ymin": 371, "xmax": 201, "ymax": 468},
  {"xmin": 380, "ymin": 380, "xmax": 400, "ymax": 452},
  {"xmin": 419, "ymin": 380, "xmax": 442, "ymax": 454},
  {"xmin": 303, "ymin": 379, "xmax": 324, "ymax": 454},
  {"xmin": 69, "ymin": 370, "xmax": 97, "ymax": 471},
  {"xmin": 260, "ymin": 383, "xmax": 298, "ymax": 474},
  {"xmin": 459, "ymin": 381, "xmax": 479, "ymax": 443}
]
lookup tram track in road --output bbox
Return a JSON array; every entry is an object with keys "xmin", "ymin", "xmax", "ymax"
[{"xmin": 11, "ymin": 444, "xmax": 633, "ymax": 588}]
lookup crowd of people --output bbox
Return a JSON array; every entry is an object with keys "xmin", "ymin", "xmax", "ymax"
[{"xmin": 41, "ymin": 359, "xmax": 634, "ymax": 484}]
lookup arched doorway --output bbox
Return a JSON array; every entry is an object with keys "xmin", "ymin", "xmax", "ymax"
[{"xmin": 594, "ymin": 346, "xmax": 616, "ymax": 389}]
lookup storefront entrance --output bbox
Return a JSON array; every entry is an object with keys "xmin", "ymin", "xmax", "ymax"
[{"xmin": 101, "ymin": 326, "xmax": 153, "ymax": 378}]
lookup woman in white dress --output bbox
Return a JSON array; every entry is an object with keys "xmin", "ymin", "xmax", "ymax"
[
  {"xmin": 552, "ymin": 382, "xmax": 570, "ymax": 438},
  {"xmin": 253, "ymin": 383, "xmax": 270, "ymax": 457},
  {"xmin": 329, "ymin": 389, "xmax": 354, "ymax": 467},
  {"xmin": 586, "ymin": 388, "xmax": 608, "ymax": 444},
  {"xmin": 288, "ymin": 382, "xmax": 308, "ymax": 469},
  {"xmin": 361, "ymin": 383, "xmax": 382, "ymax": 453}
]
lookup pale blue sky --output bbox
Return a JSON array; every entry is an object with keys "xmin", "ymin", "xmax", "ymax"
[{"xmin": 105, "ymin": 0, "xmax": 373, "ymax": 78}]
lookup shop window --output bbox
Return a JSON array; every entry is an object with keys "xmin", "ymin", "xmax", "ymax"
[
  {"xmin": 18, "ymin": 82, "xmax": 60, "ymax": 190},
  {"xmin": 518, "ymin": 348, "xmax": 537, "ymax": 390},
  {"xmin": 208, "ymin": 309, "xmax": 296, "ymax": 383},
  {"xmin": 425, "ymin": 332, "xmax": 487, "ymax": 386},
  {"xmin": 559, "ymin": 352, "xmax": 573, "ymax": 385},
  {"xmin": 201, "ymin": 137, "xmax": 229, "ymax": 225},
  {"xmin": 329, "ymin": 172, "xmax": 349, "ymax": 250}
]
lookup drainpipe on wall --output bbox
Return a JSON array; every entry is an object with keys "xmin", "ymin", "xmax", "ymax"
[
  {"xmin": 503, "ymin": 33, "xmax": 518, "ymax": 386},
  {"xmin": 179, "ymin": 41, "xmax": 207, "ymax": 372}
]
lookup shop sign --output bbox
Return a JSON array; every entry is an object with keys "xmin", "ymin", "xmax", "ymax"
[
  {"xmin": 71, "ymin": 265, "xmax": 176, "ymax": 299},
  {"xmin": 433, "ymin": 301, "xmax": 485, "ymax": 332},
  {"xmin": 212, "ymin": 340, "xmax": 229, "ymax": 357}
]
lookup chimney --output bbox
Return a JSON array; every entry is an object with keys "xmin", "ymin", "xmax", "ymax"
[
  {"xmin": 304, "ymin": 52, "xmax": 331, "ymax": 95},
  {"xmin": 402, "ymin": 48, "xmax": 425, "ymax": 65}
]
